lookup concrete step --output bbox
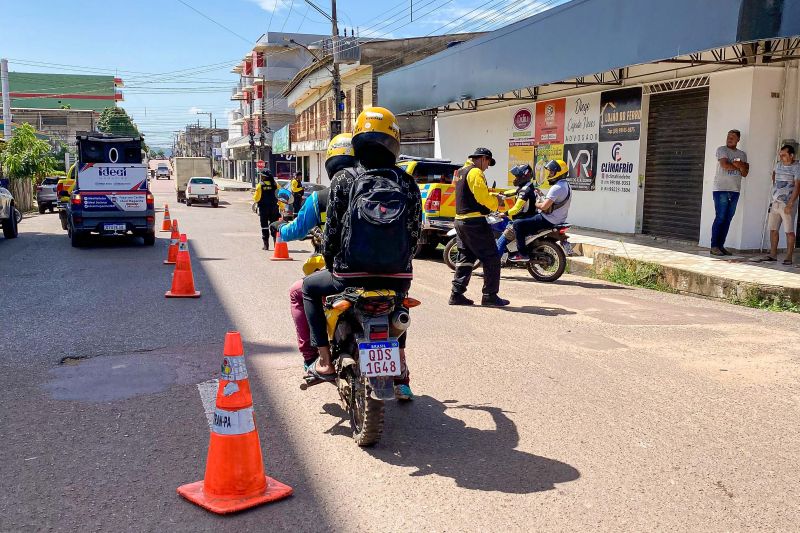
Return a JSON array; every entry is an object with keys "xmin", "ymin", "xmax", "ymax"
[
  {"xmin": 566, "ymin": 255, "xmax": 594, "ymax": 276},
  {"xmin": 571, "ymin": 241, "xmax": 613, "ymax": 259}
]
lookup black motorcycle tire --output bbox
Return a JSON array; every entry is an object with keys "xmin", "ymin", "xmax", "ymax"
[
  {"xmin": 526, "ymin": 240, "xmax": 566, "ymax": 282},
  {"xmin": 347, "ymin": 370, "xmax": 385, "ymax": 447},
  {"xmin": 443, "ymin": 237, "xmax": 481, "ymax": 271}
]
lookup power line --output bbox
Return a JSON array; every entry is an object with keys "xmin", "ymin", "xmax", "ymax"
[{"xmin": 175, "ymin": 0, "xmax": 254, "ymax": 44}]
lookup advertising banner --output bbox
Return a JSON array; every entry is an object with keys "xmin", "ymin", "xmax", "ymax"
[
  {"xmin": 597, "ymin": 140, "xmax": 640, "ymax": 194},
  {"xmin": 534, "ymin": 144, "xmax": 564, "ymax": 190},
  {"xmin": 507, "ymin": 139, "xmax": 536, "ymax": 186},
  {"xmin": 81, "ymin": 191, "xmax": 147, "ymax": 212},
  {"xmin": 564, "ymin": 142, "xmax": 598, "ymax": 191},
  {"xmin": 78, "ymin": 164, "xmax": 148, "ymax": 191},
  {"xmin": 272, "ymin": 124, "xmax": 290, "ymax": 154},
  {"xmin": 599, "ymin": 87, "xmax": 642, "ymax": 142},
  {"xmin": 565, "ymin": 93, "xmax": 600, "ymax": 144},
  {"xmin": 534, "ymin": 98, "xmax": 566, "ymax": 144},
  {"xmin": 509, "ymin": 106, "xmax": 534, "ymax": 140}
]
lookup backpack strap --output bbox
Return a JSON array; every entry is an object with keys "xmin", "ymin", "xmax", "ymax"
[{"xmin": 550, "ymin": 181, "xmax": 571, "ymax": 211}]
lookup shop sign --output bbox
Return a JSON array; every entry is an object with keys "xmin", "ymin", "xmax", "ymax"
[
  {"xmin": 534, "ymin": 98, "xmax": 566, "ymax": 144},
  {"xmin": 599, "ymin": 87, "xmax": 642, "ymax": 142},
  {"xmin": 533, "ymin": 144, "xmax": 564, "ymax": 190},
  {"xmin": 507, "ymin": 139, "xmax": 536, "ymax": 185},
  {"xmin": 565, "ymin": 93, "xmax": 600, "ymax": 144},
  {"xmin": 564, "ymin": 142, "xmax": 598, "ymax": 191},
  {"xmin": 510, "ymin": 107, "xmax": 534, "ymax": 139},
  {"xmin": 597, "ymin": 141, "xmax": 639, "ymax": 194}
]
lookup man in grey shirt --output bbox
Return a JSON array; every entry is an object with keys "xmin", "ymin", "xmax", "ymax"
[{"xmin": 710, "ymin": 129, "xmax": 749, "ymax": 256}]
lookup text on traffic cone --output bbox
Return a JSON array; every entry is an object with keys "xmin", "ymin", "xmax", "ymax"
[{"xmin": 177, "ymin": 331, "xmax": 293, "ymax": 514}]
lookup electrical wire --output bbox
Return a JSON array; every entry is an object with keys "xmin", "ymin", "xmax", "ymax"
[{"xmin": 176, "ymin": 0, "xmax": 254, "ymax": 44}]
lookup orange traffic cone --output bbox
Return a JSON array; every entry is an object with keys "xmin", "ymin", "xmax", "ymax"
[
  {"xmin": 165, "ymin": 234, "xmax": 201, "ymax": 298},
  {"xmin": 161, "ymin": 204, "xmax": 172, "ymax": 232},
  {"xmin": 163, "ymin": 223, "xmax": 180, "ymax": 265},
  {"xmin": 177, "ymin": 331, "xmax": 293, "ymax": 514},
  {"xmin": 270, "ymin": 233, "xmax": 293, "ymax": 261}
]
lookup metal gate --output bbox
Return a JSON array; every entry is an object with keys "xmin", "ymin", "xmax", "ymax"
[{"xmin": 643, "ymin": 87, "xmax": 710, "ymax": 240}]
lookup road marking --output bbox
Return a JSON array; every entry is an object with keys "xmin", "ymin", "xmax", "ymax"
[{"xmin": 196, "ymin": 379, "xmax": 218, "ymax": 429}]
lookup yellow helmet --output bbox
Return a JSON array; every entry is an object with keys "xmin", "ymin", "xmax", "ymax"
[
  {"xmin": 545, "ymin": 159, "xmax": 569, "ymax": 182},
  {"xmin": 325, "ymin": 133, "xmax": 356, "ymax": 178},
  {"xmin": 302, "ymin": 254, "xmax": 326, "ymax": 276},
  {"xmin": 352, "ymin": 106, "xmax": 401, "ymax": 160}
]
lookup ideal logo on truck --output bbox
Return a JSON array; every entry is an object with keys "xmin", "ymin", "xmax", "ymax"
[{"xmin": 78, "ymin": 163, "xmax": 148, "ymax": 191}]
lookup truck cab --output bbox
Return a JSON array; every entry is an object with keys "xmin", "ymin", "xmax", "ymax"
[{"xmin": 66, "ymin": 132, "xmax": 155, "ymax": 247}]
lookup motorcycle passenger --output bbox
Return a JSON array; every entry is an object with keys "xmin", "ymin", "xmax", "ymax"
[
  {"xmin": 496, "ymin": 164, "xmax": 537, "ymax": 254},
  {"xmin": 509, "ymin": 159, "xmax": 572, "ymax": 261},
  {"xmin": 301, "ymin": 107, "xmax": 422, "ymax": 399},
  {"xmin": 449, "ymin": 147, "xmax": 509, "ymax": 307},
  {"xmin": 253, "ymin": 169, "xmax": 280, "ymax": 250},
  {"xmin": 290, "ymin": 171, "xmax": 305, "ymax": 214},
  {"xmin": 283, "ymin": 133, "xmax": 355, "ymax": 371}
]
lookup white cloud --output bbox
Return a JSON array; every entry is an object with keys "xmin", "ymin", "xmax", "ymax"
[
  {"xmin": 188, "ymin": 106, "xmax": 204, "ymax": 114},
  {"xmin": 247, "ymin": 0, "xmax": 292, "ymax": 12}
]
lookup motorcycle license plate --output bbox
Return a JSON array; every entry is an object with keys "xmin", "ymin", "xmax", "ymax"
[
  {"xmin": 103, "ymin": 223, "xmax": 126, "ymax": 232},
  {"xmin": 358, "ymin": 340, "xmax": 401, "ymax": 377}
]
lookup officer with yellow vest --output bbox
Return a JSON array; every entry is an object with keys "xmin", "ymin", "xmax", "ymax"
[
  {"xmin": 449, "ymin": 147, "xmax": 509, "ymax": 307},
  {"xmin": 253, "ymin": 169, "xmax": 280, "ymax": 250},
  {"xmin": 290, "ymin": 171, "xmax": 305, "ymax": 214}
]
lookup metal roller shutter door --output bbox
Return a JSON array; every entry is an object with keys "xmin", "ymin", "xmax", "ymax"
[{"xmin": 643, "ymin": 87, "xmax": 709, "ymax": 240}]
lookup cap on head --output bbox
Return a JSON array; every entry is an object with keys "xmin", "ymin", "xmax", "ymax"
[
  {"xmin": 260, "ymin": 169, "xmax": 273, "ymax": 179},
  {"xmin": 469, "ymin": 147, "xmax": 496, "ymax": 166},
  {"xmin": 352, "ymin": 107, "xmax": 401, "ymax": 160}
]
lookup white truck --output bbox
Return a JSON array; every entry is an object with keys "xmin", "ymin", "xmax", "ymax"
[
  {"xmin": 173, "ymin": 157, "xmax": 212, "ymax": 203},
  {"xmin": 185, "ymin": 177, "xmax": 219, "ymax": 207}
]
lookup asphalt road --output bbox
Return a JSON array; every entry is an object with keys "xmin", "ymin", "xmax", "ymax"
[{"xmin": 1, "ymin": 178, "xmax": 799, "ymax": 532}]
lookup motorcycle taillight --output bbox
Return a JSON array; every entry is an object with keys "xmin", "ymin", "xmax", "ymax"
[
  {"xmin": 368, "ymin": 324, "xmax": 389, "ymax": 341},
  {"xmin": 360, "ymin": 299, "xmax": 392, "ymax": 316}
]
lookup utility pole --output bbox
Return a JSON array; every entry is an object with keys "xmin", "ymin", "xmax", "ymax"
[
  {"xmin": 331, "ymin": 0, "xmax": 343, "ymax": 139},
  {"xmin": 1, "ymin": 58, "xmax": 13, "ymax": 140}
]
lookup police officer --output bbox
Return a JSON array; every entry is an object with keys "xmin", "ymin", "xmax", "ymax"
[
  {"xmin": 449, "ymin": 147, "xmax": 509, "ymax": 307},
  {"xmin": 253, "ymin": 169, "xmax": 279, "ymax": 250},
  {"xmin": 290, "ymin": 171, "xmax": 305, "ymax": 214}
]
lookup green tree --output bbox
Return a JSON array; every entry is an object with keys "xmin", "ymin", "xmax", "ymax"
[
  {"xmin": 0, "ymin": 123, "xmax": 56, "ymax": 210},
  {"xmin": 97, "ymin": 107, "xmax": 148, "ymax": 153}
]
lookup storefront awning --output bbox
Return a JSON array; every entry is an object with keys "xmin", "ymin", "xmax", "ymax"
[{"xmin": 379, "ymin": 0, "xmax": 800, "ymax": 114}]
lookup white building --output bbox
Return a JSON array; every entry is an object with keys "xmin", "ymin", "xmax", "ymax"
[{"xmin": 380, "ymin": 0, "xmax": 800, "ymax": 252}]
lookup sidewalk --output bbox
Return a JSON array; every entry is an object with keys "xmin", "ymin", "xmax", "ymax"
[
  {"xmin": 214, "ymin": 177, "xmax": 254, "ymax": 192},
  {"xmin": 566, "ymin": 228, "xmax": 800, "ymax": 303}
]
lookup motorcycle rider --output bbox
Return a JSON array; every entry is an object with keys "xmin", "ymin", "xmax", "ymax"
[
  {"xmin": 252, "ymin": 169, "xmax": 280, "ymax": 250},
  {"xmin": 449, "ymin": 147, "xmax": 509, "ymax": 307},
  {"xmin": 282, "ymin": 133, "xmax": 354, "ymax": 371},
  {"xmin": 301, "ymin": 107, "xmax": 422, "ymax": 400},
  {"xmin": 509, "ymin": 159, "xmax": 572, "ymax": 261},
  {"xmin": 496, "ymin": 163, "xmax": 537, "ymax": 254}
]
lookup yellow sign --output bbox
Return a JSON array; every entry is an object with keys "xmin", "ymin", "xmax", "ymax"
[
  {"xmin": 534, "ymin": 144, "xmax": 564, "ymax": 191},
  {"xmin": 507, "ymin": 139, "xmax": 535, "ymax": 186}
]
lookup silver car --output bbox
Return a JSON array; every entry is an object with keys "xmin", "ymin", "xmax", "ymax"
[
  {"xmin": 0, "ymin": 186, "xmax": 18, "ymax": 239},
  {"xmin": 36, "ymin": 176, "xmax": 60, "ymax": 213}
]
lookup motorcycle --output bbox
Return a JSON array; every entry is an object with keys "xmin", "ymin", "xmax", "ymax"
[
  {"xmin": 443, "ymin": 213, "xmax": 569, "ymax": 282},
  {"xmin": 301, "ymin": 288, "xmax": 420, "ymax": 446}
]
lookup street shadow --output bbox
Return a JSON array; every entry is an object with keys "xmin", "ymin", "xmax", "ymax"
[
  {"xmin": 497, "ymin": 305, "xmax": 576, "ymax": 316},
  {"xmin": 551, "ymin": 279, "xmax": 631, "ymax": 290},
  {"xmin": 321, "ymin": 397, "xmax": 580, "ymax": 494}
]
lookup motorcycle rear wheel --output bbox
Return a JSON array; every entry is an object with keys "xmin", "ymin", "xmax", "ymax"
[
  {"xmin": 526, "ymin": 240, "xmax": 566, "ymax": 282},
  {"xmin": 347, "ymin": 372, "xmax": 385, "ymax": 447},
  {"xmin": 443, "ymin": 237, "xmax": 481, "ymax": 271}
]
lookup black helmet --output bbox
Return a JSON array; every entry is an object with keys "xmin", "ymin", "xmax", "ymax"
[
  {"xmin": 510, "ymin": 164, "xmax": 533, "ymax": 187},
  {"xmin": 259, "ymin": 169, "xmax": 274, "ymax": 180}
]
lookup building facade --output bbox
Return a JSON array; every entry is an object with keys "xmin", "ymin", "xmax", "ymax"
[
  {"xmin": 380, "ymin": 0, "xmax": 800, "ymax": 252},
  {"xmin": 175, "ymin": 126, "xmax": 229, "ymax": 175},
  {"xmin": 224, "ymin": 32, "xmax": 326, "ymax": 184},
  {"xmin": 282, "ymin": 34, "xmax": 483, "ymax": 185},
  {"xmin": 4, "ymin": 72, "xmax": 123, "ymax": 111}
]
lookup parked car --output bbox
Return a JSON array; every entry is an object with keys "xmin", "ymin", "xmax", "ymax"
[
  {"xmin": 278, "ymin": 181, "xmax": 327, "ymax": 220},
  {"xmin": 0, "ymin": 186, "xmax": 19, "ymax": 239},
  {"xmin": 36, "ymin": 176, "xmax": 60, "ymax": 213},
  {"xmin": 185, "ymin": 177, "xmax": 219, "ymax": 207}
]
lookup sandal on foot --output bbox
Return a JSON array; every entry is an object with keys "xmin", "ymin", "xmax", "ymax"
[
  {"xmin": 305, "ymin": 359, "xmax": 336, "ymax": 381},
  {"xmin": 763, "ymin": 256, "xmax": 777, "ymax": 262},
  {"xmin": 783, "ymin": 259, "xmax": 793, "ymax": 265}
]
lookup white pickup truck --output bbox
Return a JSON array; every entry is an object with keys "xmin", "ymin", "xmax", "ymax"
[{"xmin": 185, "ymin": 177, "xmax": 219, "ymax": 207}]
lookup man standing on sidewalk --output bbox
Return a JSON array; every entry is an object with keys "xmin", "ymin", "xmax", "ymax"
[
  {"xmin": 711, "ymin": 129, "xmax": 749, "ymax": 256},
  {"xmin": 764, "ymin": 144, "xmax": 800, "ymax": 265}
]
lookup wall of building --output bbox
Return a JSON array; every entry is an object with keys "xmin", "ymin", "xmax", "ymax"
[
  {"xmin": 699, "ymin": 67, "xmax": 789, "ymax": 250},
  {"xmin": 7, "ymin": 72, "xmax": 119, "ymax": 111}
]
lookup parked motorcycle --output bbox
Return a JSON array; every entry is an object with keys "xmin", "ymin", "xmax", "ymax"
[
  {"xmin": 301, "ymin": 287, "xmax": 420, "ymax": 446},
  {"xmin": 443, "ymin": 213, "xmax": 569, "ymax": 282}
]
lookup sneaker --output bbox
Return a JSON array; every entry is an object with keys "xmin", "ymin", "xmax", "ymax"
[
  {"xmin": 710, "ymin": 247, "xmax": 725, "ymax": 256},
  {"xmin": 449, "ymin": 292, "xmax": 474, "ymax": 306},
  {"xmin": 508, "ymin": 253, "xmax": 530, "ymax": 262},
  {"xmin": 721, "ymin": 247, "xmax": 733, "ymax": 256},
  {"xmin": 394, "ymin": 383, "xmax": 414, "ymax": 401},
  {"xmin": 481, "ymin": 294, "xmax": 510, "ymax": 307}
]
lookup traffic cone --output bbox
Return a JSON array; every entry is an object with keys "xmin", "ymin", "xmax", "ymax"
[
  {"xmin": 163, "ymin": 223, "xmax": 180, "ymax": 265},
  {"xmin": 270, "ymin": 233, "xmax": 293, "ymax": 261},
  {"xmin": 161, "ymin": 204, "xmax": 172, "ymax": 232},
  {"xmin": 177, "ymin": 331, "xmax": 293, "ymax": 514},
  {"xmin": 165, "ymin": 234, "xmax": 201, "ymax": 298}
]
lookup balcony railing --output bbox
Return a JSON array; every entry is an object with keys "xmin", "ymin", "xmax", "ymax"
[
  {"xmin": 290, "ymin": 115, "xmax": 358, "ymax": 144},
  {"xmin": 231, "ymin": 84, "xmax": 244, "ymax": 100}
]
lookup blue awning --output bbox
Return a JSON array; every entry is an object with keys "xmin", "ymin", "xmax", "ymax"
[{"xmin": 379, "ymin": 0, "xmax": 800, "ymax": 114}]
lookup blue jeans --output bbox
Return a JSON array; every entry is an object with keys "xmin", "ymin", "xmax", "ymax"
[{"xmin": 711, "ymin": 191, "xmax": 740, "ymax": 249}]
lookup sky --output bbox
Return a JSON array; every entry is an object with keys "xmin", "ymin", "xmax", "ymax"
[{"xmin": 1, "ymin": 0, "xmax": 566, "ymax": 148}]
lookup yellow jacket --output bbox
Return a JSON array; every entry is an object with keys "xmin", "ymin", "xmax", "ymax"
[
  {"xmin": 455, "ymin": 160, "xmax": 500, "ymax": 220},
  {"xmin": 290, "ymin": 178, "xmax": 304, "ymax": 193}
]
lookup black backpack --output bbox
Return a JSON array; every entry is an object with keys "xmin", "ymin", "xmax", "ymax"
[{"xmin": 340, "ymin": 168, "xmax": 412, "ymax": 274}]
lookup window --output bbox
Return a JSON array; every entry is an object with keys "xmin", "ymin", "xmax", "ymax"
[{"xmin": 189, "ymin": 177, "xmax": 214, "ymax": 184}]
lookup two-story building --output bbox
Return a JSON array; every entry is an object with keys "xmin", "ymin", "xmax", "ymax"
[{"xmin": 282, "ymin": 33, "xmax": 483, "ymax": 185}]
